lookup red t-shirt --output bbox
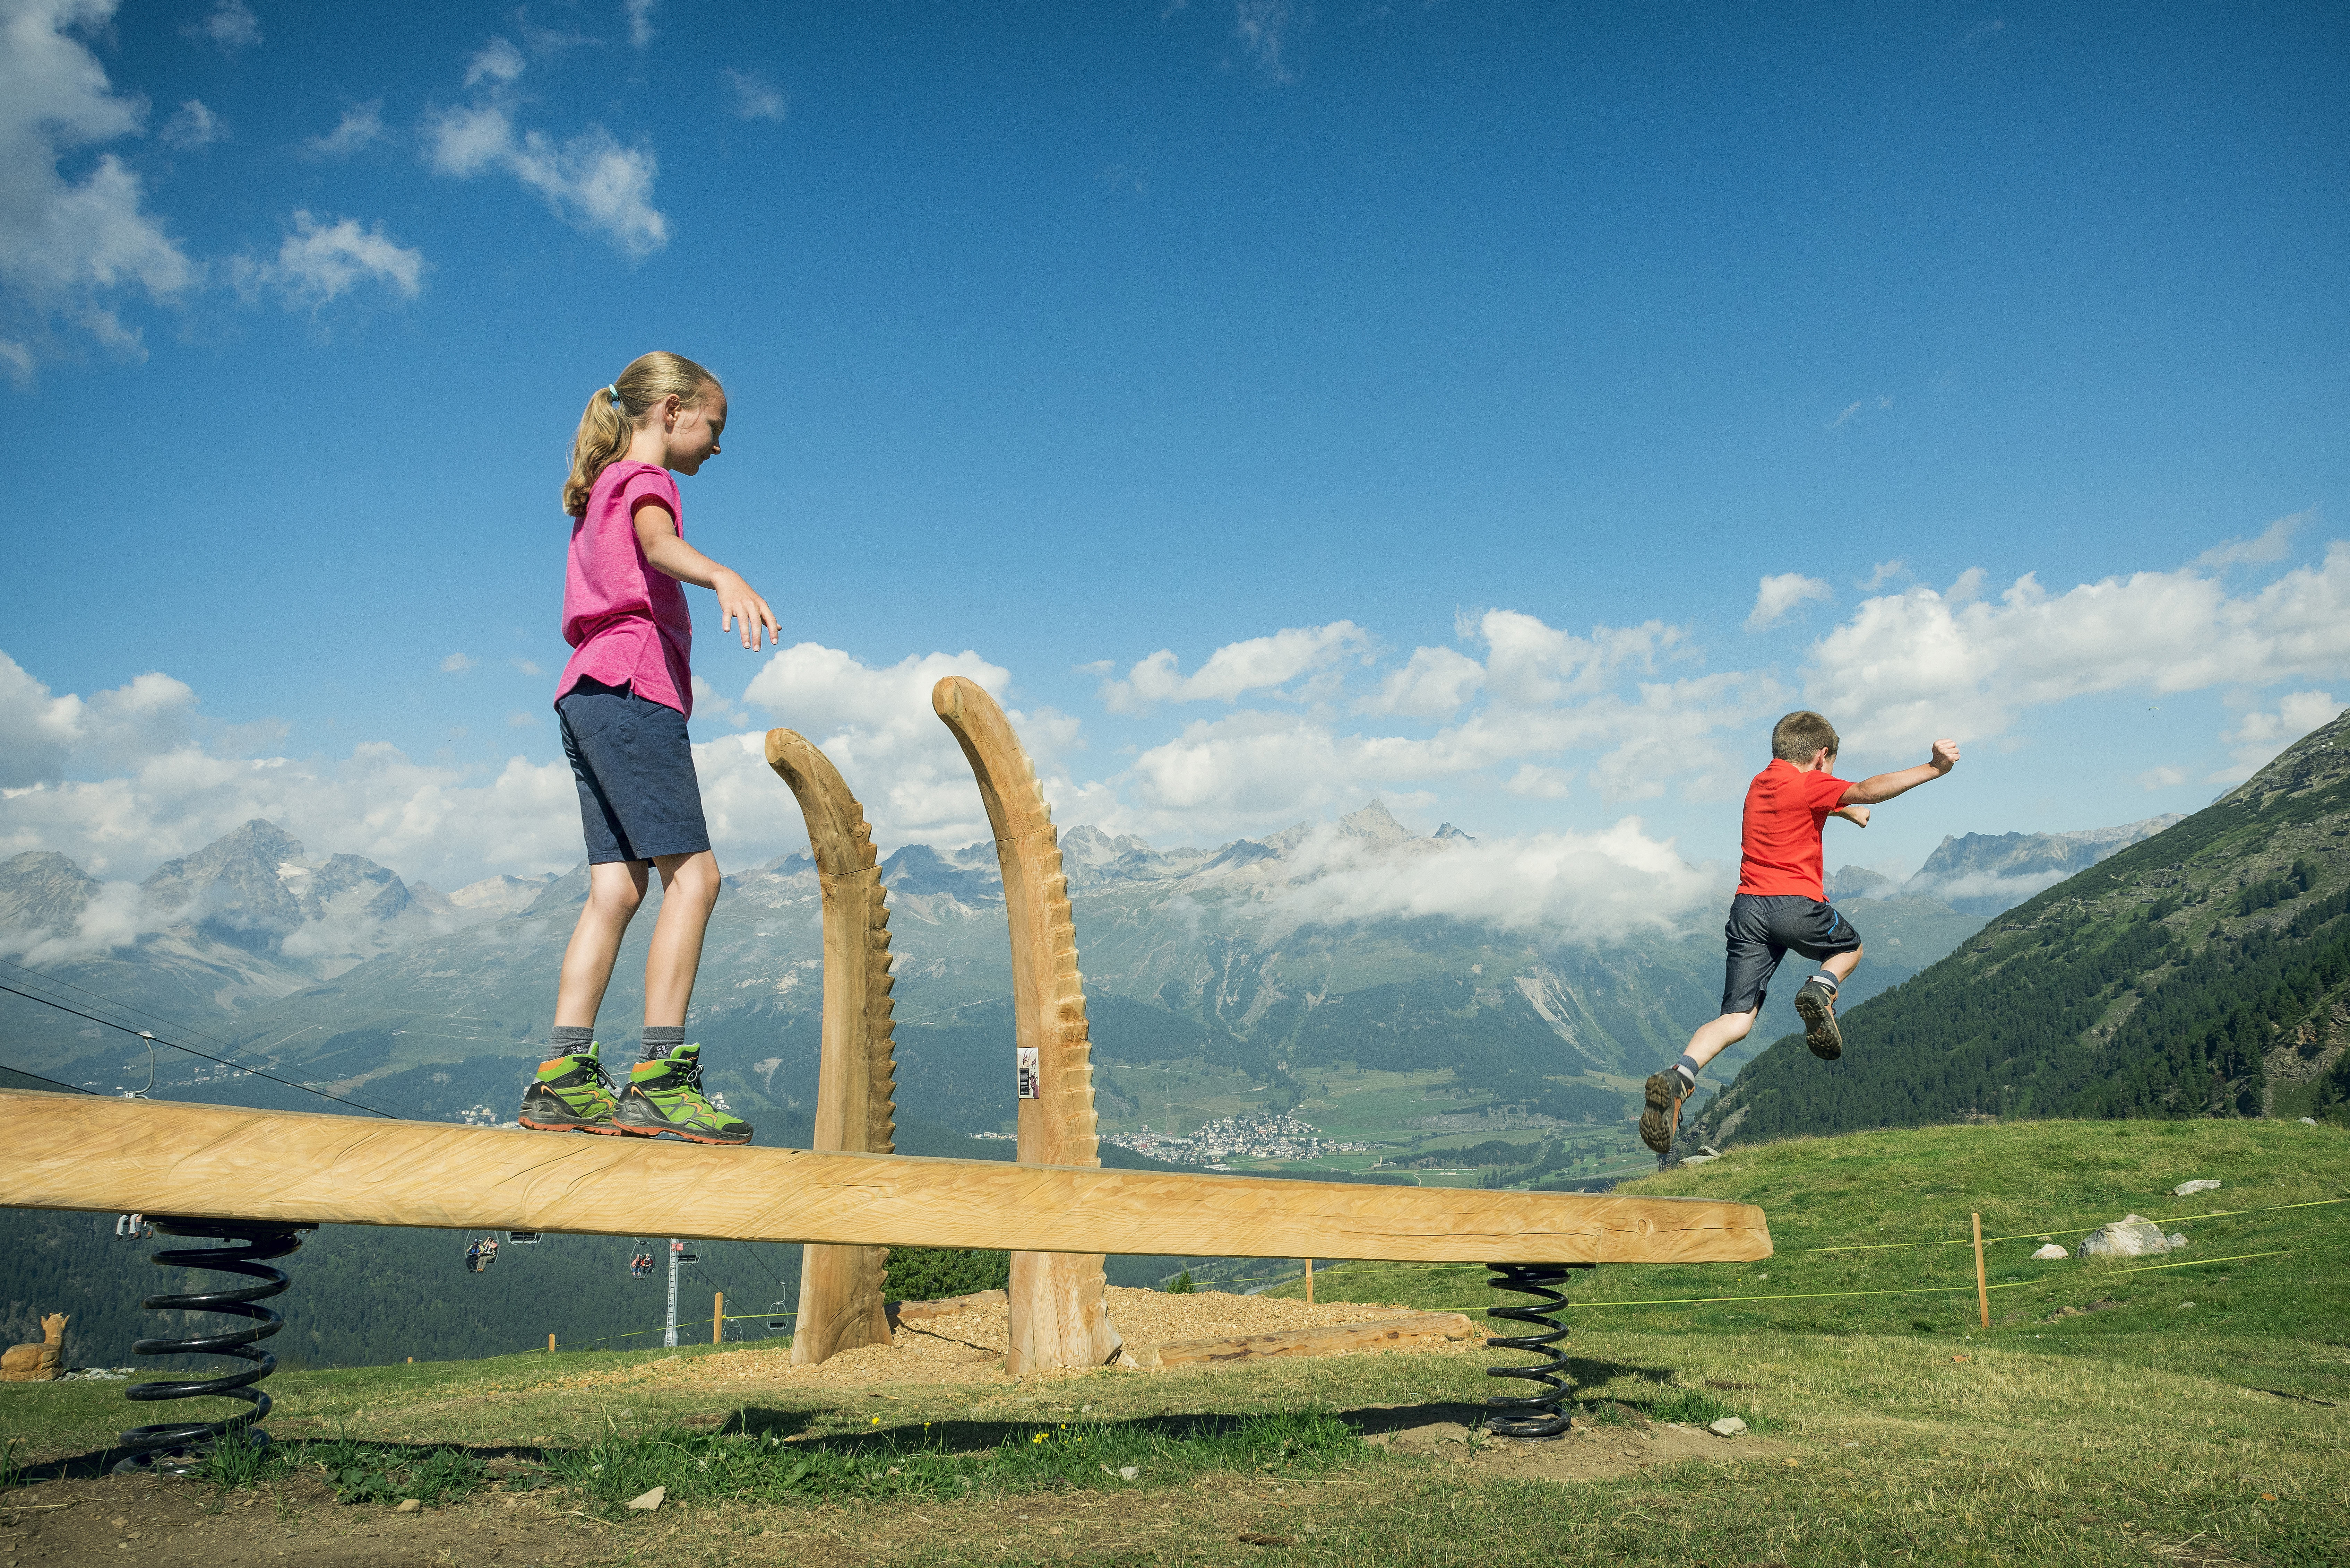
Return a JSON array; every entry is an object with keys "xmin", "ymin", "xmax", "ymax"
[{"xmin": 1736, "ymin": 759, "xmax": 1853, "ymax": 900}]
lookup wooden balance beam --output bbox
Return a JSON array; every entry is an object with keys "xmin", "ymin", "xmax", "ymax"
[{"xmin": 1, "ymin": 1091, "xmax": 1769, "ymax": 1267}]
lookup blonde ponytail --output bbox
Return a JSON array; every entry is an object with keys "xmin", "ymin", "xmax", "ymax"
[{"xmin": 561, "ymin": 350, "xmax": 723, "ymax": 517}]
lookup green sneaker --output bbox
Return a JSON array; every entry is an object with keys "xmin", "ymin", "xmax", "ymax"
[
  {"xmin": 614, "ymin": 1044, "xmax": 754, "ymax": 1145},
  {"xmin": 518, "ymin": 1041, "xmax": 621, "ymax": 1134}
]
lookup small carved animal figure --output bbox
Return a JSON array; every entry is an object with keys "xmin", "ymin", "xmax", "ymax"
[{"xmin": 0, "ymin": 1313, "xmax": 68, "ymax": 1381}]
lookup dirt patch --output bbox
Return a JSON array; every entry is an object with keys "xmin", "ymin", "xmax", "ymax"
[
  {"xmin": 0, "ymin": 1413, "xmax": 1799, "ymax": 1568},
  {"xmin": 1358, "ymin": 1400, "xmax": 1793, "ymax": 1482},
  {"xmin": 0, "ymin": 1470, "xmax": 621, "ymax": 1568},
  {"xmin": 463, "ymin": 1287, "xmax": 1461, "ymax": 1401}
]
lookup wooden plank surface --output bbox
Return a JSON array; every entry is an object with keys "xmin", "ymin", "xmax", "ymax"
[{"xmin": 0, "ymin": 1092, "xmax": 1771, "ymax": 1266}]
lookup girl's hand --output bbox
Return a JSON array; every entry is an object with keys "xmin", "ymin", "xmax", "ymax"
[{"xmin": 712, "ymin": 569, "xmax": 781, "ymax": 650}]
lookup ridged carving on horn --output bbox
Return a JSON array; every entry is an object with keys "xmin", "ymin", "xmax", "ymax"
[
  {"xmin": 765, "ymin": 729, "xmax": 898, "ymax": 1365},
  {"xmin": 931, "ymin": 676, "xmax": 1121, "ymax": 1374}
]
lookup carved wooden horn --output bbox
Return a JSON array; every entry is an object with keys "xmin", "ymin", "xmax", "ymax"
[
  {"xmin": 931, "ymin": 676, "xmax": 1122, "ymax": 1373},
  {"xmin": 764, "ymin": 728, "xmax": 898, "ymax": 1366}
]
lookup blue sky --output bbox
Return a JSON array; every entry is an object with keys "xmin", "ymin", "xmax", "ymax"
[{"xmin": 3, "ymin": 0, "xmax": 2347, "ymax": 903}]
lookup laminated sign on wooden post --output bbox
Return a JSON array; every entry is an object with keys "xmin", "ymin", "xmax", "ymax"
[
  {"xmin": 931, "ymin": 675, "xmax": 1122, "ymax": 1373},
  {"xmin": 764, "ymin": 729, "xmax": 901, "ymax": 1367}
]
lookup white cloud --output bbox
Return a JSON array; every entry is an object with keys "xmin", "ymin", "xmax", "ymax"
[
  {"xmin": 182, "ymin": 0, "xmax": 259, "ymax": 52},
  {"xmin": 1232, "ymin": 0, "xmax": 1305, "ymax": 85},
  {"xmin": 425, "ymin": 85, "xmax": 670, "ymax": 259},
  {"xmin": 625, "ymin": 0, "xmax": 660, "ymax": 52},
  {"xmin": 512, "ymin": 658, "xmax": 545, "ymax": 677},
  {"xmin": 1827, "ymin": 393, "xmax": 1893, "ymax": 431},
  {"xmin": 1744, "ymin": 572, "xmax": 1834, "ymax": 633},
  {"xmin": 1093, "ymin": 608, "xmax": 1773, "ymax": 838},
  {"xmin": 1358, "ymin": 645, "xmax": 1483, "ymax": 720},
  {"xmin": 1099, "ymin": 622, "xmax": 1370, "ymax": 714},
  {"xmin": 1503, "ymin": 763, "xmax": 1572, "ymax": 799},
  {"xmin": 1964, "ymin": 18, "xmax": 2005, "ymax": 44},
  {"xmin": 2138, "ymin": 764, "xmax": 2186, "ymax": 791},
  {"xmin": 742, "ymin": 643, "xmax": 1052, "ymax": 847},
  {"xmin": 440, "ymin": 653, "xmax": 477, "ymax": 674},
  {"xmin": 723, "ymin": 68, "xmax": 787, "ymax": 122},
  {"xmin": 0, "ymin": 650, "xmax": 606, "ymax": 889},
  {"xmin": 2216, "ymin": 690, "xmax": 2344, "ymax": 781},
  {"xmin": 1803, "ymin": 539, "xmax": 2350, "ymax": 754},
  {"xmin": 0, "ymin": 0, "xmax": 195, "ymax": 376},
  {"xmin": 160, "ymin": 100, "xmax": 226, "ymax": 150},
  {"xmin": 231, "ymin": 211, "xmax": 426, "ymax": 311},
  {"xmin": 2196, "ymin": 507, "xmax": 2308, "ymax": 568},
  {"xmin": 464, "ymin": 37, "xmax": 527, "ymax": 87},
  {"xmin": 1859, "ymin": 559, "xmax": 1907, "ymax": 590},
  {"xmin": 1265, "ymin": 820, "xmax": 1716, "ymax": 944},
  {"xmin": 303, "ymin": 102, "xmax": 386, "ymax": 161},
  {"xmin": 0, "ymin": 878, "xmax": 158, "ymax": 967}
]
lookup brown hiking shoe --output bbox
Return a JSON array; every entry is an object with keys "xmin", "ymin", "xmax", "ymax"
[
  {"xmin": 1639, "ymin": 1070, "xmax": 1689, "ymax": 1156},
  {"xmin": 1795, "ymin": 977, "xmax": 1843, "ymax": 1060}
]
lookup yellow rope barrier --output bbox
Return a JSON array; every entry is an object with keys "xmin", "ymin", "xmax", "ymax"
[{"xmin": 1803, "ymin": 1196, "xmax": 2346, "ymax": 1252}]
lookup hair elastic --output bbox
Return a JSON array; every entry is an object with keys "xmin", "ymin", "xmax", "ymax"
[{"xmin": 604, "ymin": 383, "xmax": 621, "ymax": 408}]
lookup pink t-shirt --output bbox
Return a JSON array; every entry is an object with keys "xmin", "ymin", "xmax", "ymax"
[{"xmin": 555, "ymin": 462, "xmax": 693, "ymax": 716}]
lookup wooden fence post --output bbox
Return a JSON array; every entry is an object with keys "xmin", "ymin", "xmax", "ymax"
[
  {"xmin": 1305, "ymin": 1259, "xmax": 1314, "ymax": 1306},
  {"xmin": 714, "ymin": 1290, "xmax": 725, "ymax": 1345},
  {"xmin": 1972, "ymin": 1213, "xmax": 1989, "ymax": 1329},
  {"xmin": 547, "ymin": 1332, "xmax": 556, "ymax": 1353}
]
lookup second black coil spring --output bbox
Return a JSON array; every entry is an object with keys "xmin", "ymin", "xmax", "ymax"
[
  {"xmin": 1483, "ymin": 1261, "xmax": 1590, "ymax": 1439},
  {"xmin": 115, "ymin": 1220, "xmax": 307, "ymax": 1473}
]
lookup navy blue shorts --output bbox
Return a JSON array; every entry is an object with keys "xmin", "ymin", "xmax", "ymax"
[
  {"xmin": 557, "ymin": 679, "xmax": 712, "ymax": 865},
  {"xmin": 1721, "ymin": 893, "xmax": 1861, "ymax": 1015}
]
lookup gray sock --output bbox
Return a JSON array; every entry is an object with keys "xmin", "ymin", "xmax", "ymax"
[
  {"xmin": 549, "ymin": 1025, "xmax": 594, "ymax": 1057},
  {"xmin": 1672, "ymin": 1053, "xmax": 1701, "ymax": 1085},
  {"xmin": 1807, "ymin": 972, "xmax": 1840, "ymax": 993},
  {"xmin": 642, "ymin": 1025, "xmax": 686, "ymax": 1062}
]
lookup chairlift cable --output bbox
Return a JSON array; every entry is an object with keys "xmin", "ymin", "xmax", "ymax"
[{"xmin": 0, "ymin": 981, "xmax": 407, "ymax": 1119}]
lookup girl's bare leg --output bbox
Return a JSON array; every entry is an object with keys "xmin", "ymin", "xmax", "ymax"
[
  {"xmin": 553, "ymin": 861, "xmax": 650, "ymax": 1029},
  {"xmin": 643, "ymin": 850, "xmax": 723, "ymax": 1029}
]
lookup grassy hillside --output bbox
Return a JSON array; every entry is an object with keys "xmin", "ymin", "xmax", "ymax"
[
  {"xmin": 1689, "ymin": 708, "xmax": 2350, "ymax": 1148},
  {"xmin": 3, "ymin": 1118, "xmax": 2342, "ymax": 1566},
  {"xmin": 1277, "ymin": 1118, "xmax": 2349, "ymax": 1380}
]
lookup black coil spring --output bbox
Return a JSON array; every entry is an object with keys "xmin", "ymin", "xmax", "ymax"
[
  {"xmin": 114, "ymin": 1220, "xmax": 307, "ymax": 1474},
  {"xmin": 1483, "ymin": 1261, "xmax": 1590, "ymax": 1439}
]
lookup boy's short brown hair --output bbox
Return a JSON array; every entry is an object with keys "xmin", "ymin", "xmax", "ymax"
[{"xmin": 1771, "ymin": 710, "xmax": 1840, "ymax": 763}]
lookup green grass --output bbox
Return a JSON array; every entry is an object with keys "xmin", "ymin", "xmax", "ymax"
[{"xmin": 1275, "ymin": 1118, "xmax": 2350, "ymax": 1384}]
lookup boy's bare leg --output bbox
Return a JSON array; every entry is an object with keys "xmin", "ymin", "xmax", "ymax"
[
  {"xmin": 643, "ymin": 850, "xmax": 723, "ymax": 1028},
  {"xmin": 1796, "ymin": 945, "xmax": 1863, "ymax": 1060},
  {"xmin": 1681, "ymin": 1009, "xmax": 1759, "ymax": 1073},
  {"xmin": 1643, "ymin": 1007, "xmax": 1755, "ymax": 1155},
  {"xmin": 553, "ymin": 860, "xmax": 652, "ymax": 1029}
]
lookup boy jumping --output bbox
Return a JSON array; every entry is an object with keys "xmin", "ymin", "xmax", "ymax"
[{"xmin": 1640, "ymin": 711, "xmax": 1960, "ymax": 1160}]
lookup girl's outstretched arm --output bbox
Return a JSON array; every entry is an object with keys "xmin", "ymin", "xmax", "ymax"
[{"xmin": 633, "ymin": 499, "xmax": 781, "ymax": 650}]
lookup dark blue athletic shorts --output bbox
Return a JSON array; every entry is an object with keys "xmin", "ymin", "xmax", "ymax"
[
  {"xmin": 557, "ymin": 678, "xmax": 712, "ymax": 865},
  {"xmin": 1720, "ymin": 893, "xmax": 1861, "ymax": 1015}
]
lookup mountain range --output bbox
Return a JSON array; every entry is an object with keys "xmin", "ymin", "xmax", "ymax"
[
  {"xmin": 1830, "ymin": 814, "xmax": 2187, "ymax": 914},
  {"xmin": 2, "ymin": 790, "xmax": 2190, "ymax": 1146}
]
